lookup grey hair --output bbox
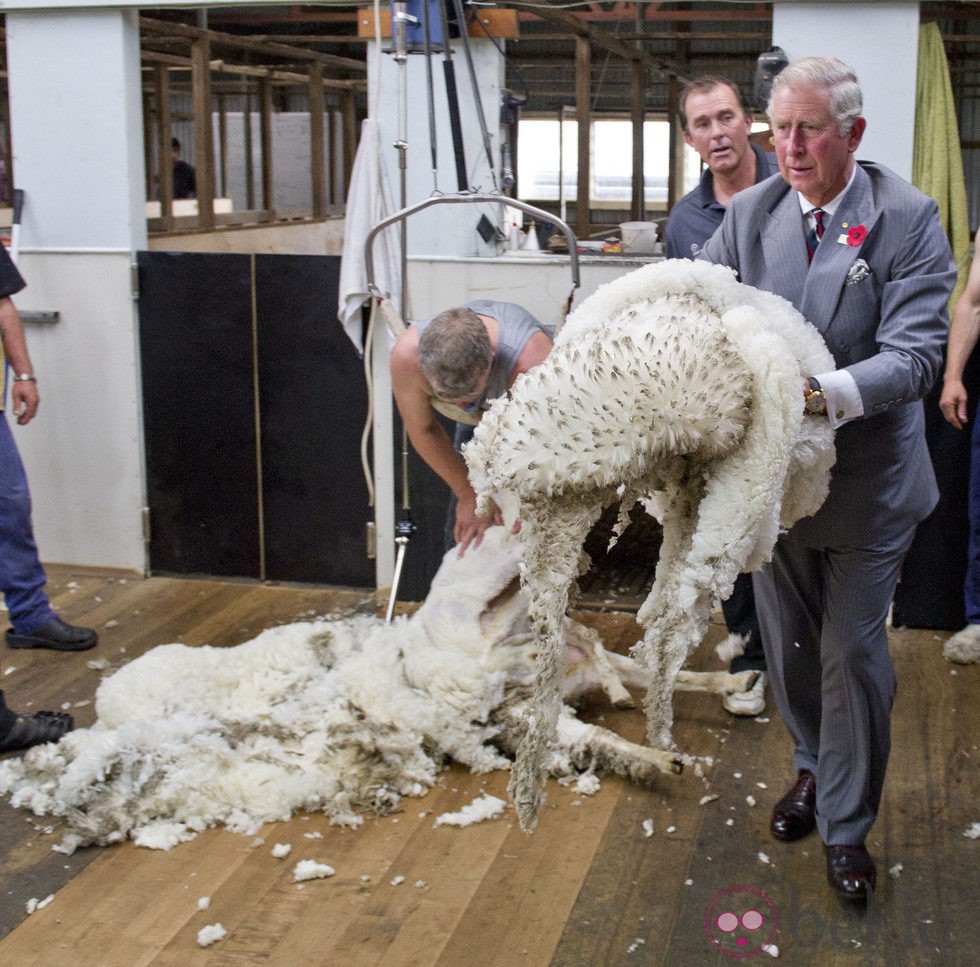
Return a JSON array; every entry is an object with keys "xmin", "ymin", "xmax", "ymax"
[
  {"xmin": 418, "ymin": 307, "xmax": 492, "ymax": 400},
  {"xmin": 767, "ymin": 56, "xmax": 863, "ymax": 137}
]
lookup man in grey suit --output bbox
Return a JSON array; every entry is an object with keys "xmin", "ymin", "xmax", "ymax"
[{"xmin": 701, "ymin": 56, "xmax": 956, "ymax": 901}]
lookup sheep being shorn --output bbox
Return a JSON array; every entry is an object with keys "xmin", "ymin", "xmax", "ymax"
[
  {"xmin": 464, "ymin": 259, "xmax": 836, "ymax": 831},
  {"xmin": 0, "ymin": 525, "xmax": 702, "ymax": 854}
]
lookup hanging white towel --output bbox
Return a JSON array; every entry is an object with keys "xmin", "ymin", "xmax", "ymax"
[{"xmin": 337, "ymin": 117, "xmax": 402, "ymax": 353}]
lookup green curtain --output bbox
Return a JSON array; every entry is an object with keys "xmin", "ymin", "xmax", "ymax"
[{"xmin": 912, "ymin": 21, "xmax": 971, "ymax": 309}]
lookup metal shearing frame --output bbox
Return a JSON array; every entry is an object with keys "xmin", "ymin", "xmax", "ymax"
[{"xmin": 362, "ymin": 192, "xmax": 581, "ymax": 615}]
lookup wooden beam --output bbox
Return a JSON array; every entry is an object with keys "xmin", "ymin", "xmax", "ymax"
[
  {"xmin": 217, "ymin": 92, "xmax": 228, "ymax": 199},
  {"xmin": 309, "ymin": 63, "xmax": 326, "ymax": 219},
  {"xmin": 506, "ymin": 0, "xmax": 690, "ymax": 82},
  {"xmin": 667, "ymin": 74, "xmax": 687, "ymax": 213},
  {"xmin": 141, "ymin": 87, "xmax": 154, "ymax": 201},
  {"xmin": 191, "ymin": 35, "xmax": 216, "ymax": 230},
  {"xmin": 522, "ymin": 30, "xmax": 771, "ymax": 43},
  {"xmin": 244, "ymin": 82, "xmax": 255, "ymax": 211},
  {"xmin": 155, "ymin": 62, "xmax": 175, "ymax": 231},
  {"xmin": 630, "ymin": 58, "xmax": 644, "ymax": 221},
  {"xmin": 140, "ymin": 16, "xmax": 366, "ymax": 74},
  {"xmin": 260, "ymin": 74, "xmax": 274, "ymax": 211},
  {"xmin": 575, "ymin": 35, "xmax": 591, "ymax": 239},
  {"xmin": 340, "ymin": 88, "xmax": 358, "ymax": 199}
]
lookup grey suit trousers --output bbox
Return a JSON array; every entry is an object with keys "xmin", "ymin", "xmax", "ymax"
[{"xmin": 752, "ymin": 524, "xmax": 916, "ymax": 845}]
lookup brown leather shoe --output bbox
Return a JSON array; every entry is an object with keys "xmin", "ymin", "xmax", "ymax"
[
  {"xmin": 825, "ymin": 844, "xmax": 876, "ymax": 901},
  {"xmin": 770, "ymin": 768, "xmax": 816, "ymax": 842}
]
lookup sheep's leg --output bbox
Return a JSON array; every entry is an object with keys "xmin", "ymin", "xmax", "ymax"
[
  {"xmin": 556, "ymin": 713, "xmax": 685, "ymax": 782},
  {"xmin": 633, "ymin": 473, "xmax": 704, "ymax": 749},
  {"xmin": 593, "ymin": 651, "xmax": 760, "ymax": 699},
  {"xmin": 562, "ymin": 618, "xmax": 635, "ymax": 708},
  {"xmin": 674, "ymin": 669, "xmax": 760, "ymax": 696},
  {"xmin": 511, "ymin": 500, "xmax": 604, "ymax": 832}
]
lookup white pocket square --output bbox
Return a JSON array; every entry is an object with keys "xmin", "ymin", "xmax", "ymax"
[{"xmin": 845, "ymin": 259, "xmax": 870, "ymax": 285}]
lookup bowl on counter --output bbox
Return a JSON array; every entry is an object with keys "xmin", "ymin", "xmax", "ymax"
[{"xmin": 619, "ymin": 221, "xmax": 659, "ymax": 255}]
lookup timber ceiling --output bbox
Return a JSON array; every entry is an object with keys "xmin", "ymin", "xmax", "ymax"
[{"xmin": 141, "ymin": 1, "xmax": 979, "ymax": 119}]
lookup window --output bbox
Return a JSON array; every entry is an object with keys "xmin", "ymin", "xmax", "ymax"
[
  {"xmin": 517, "ymin": 116, "xmax": 768, "ymax": 208},
  {"xmin": 517, "ymin": 116, "xmax": 700, "ymax": 208}
]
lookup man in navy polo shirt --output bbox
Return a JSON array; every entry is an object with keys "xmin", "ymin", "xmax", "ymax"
[
  {"xmin": 664, "ymin": 76, "xmax": 777, "ymax": 715},
  {"xmin": 665, "ymin": 76, "xmax": 777, "ymax": 259}
]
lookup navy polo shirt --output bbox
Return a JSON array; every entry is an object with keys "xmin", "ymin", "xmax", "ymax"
[{"xmin": 664, "ymin": 143, "xmax": 777, "ymax": 260}]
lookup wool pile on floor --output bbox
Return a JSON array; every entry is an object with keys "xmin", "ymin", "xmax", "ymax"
[{"xmin": 0, "ymin": 526, "xmax": 678, "ymax": 853}]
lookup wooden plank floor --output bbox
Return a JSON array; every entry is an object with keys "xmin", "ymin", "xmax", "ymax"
[{"xmin": 0, "ymin": 565, "xmax": 976, "ymax": 966}]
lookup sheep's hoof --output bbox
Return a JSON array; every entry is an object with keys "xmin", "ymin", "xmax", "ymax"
[
  {"xmin": 725, "ymin": 669, "xmax": 761, "ymax": 695},
  {"xmin": 670, "ymin": 757, "xmax": 684, "ymax": 775}
]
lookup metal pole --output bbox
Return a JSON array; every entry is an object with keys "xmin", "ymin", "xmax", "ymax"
[
  {"xmin": 450, "ymin": 0, "xmax": 498, "ymax": 190},
  {"xmin": 420, "ymin": 0, "xmax": 440, "ymax": 192},
  {"xmin": 436, "ymin": 0, "xmax": 467, "ymax": 191}
]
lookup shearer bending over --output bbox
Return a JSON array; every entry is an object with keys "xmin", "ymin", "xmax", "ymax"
[{"xmin": 391, "ymin": 302, "xmax": 552, "ymax": 555}]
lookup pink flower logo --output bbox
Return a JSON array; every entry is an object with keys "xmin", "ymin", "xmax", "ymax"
[
  {"xmin": 846, "ymin": 225, "xmax": 867, "ymax": 246},
  {"xmin": 704, "ymin": 885, "xmax": 780, "ymax": 959}
]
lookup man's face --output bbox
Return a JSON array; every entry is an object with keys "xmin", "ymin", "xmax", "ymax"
[
  {"xmin": 771, "ymin": 83, "xmax": 865, "ymax": 207},
  {"xmin": 683, "ymin": 86, "xmax": 753, "ymax": 176}
]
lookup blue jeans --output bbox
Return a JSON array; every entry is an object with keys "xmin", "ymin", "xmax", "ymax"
[
  {"xmin": 0, "ymin": 412, "xmax": 55, "ymax": 634},
  {"xmin": 967, "ymin": 414, "xmax": 980, "ymax": 624}
]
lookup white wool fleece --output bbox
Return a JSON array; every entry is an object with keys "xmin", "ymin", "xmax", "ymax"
[{"xmin": 464, "ymin": 258, "xmax": 836, "ymax": 831}]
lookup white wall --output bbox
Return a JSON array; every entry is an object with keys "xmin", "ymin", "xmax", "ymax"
[
  {"xmin": 6, "ymin": 10, "xmax": 147, "ymax": 572},
  {"xmin": 148, "ymin": 217, "xmax": 346, "ymax": 255},
  {"xmin": 771, "ymin": 1, "xmax": 920, "ymax": 180},
  {"xmin": 12, "ymin": 253, "xmax": 145, "ymax": 571},
  {"xmin": 406, "ymin": 255, "xmax": 657, "ymax": 333},
  {"xmin": 218, "ymin": 112, "xmax": 347, "ymax": 213},
  {"xmin": 367, "ymin": 39, "xmax": 507, "ymax": 257}
]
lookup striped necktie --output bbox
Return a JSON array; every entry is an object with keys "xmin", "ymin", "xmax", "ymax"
[{"xmin": 807, "ymin": 209, "xmax": 825, "ymax": 262}]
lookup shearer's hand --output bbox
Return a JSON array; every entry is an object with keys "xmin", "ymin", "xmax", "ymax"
[{"xmin": 454, "ymin": 493, "xmax": 503, "ymax": 556}]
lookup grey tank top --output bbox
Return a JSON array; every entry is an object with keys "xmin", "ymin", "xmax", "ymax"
[{"xmin": 415, "ymin": 300, "xmax": 547, "ymax": 425}]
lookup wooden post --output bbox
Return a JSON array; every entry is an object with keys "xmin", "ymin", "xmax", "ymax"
[
  {"xmin": 243, "ymin": 81, "xmax": 255, "ymax": 211},
  {"xmin": 327, "ymin": 108, "xmax": 337, "ymax": 206},
  {"xmin": 340, "ymin": 88, "xmax": 357, "ymax": 199},
  {"xmin": 191, "ymin": 36, "xmax": 215, "ymax": 230},
  {"xmin": 575, "ymin": 35, "xmax": 591, "ymax": 239},
  {"xmin": 156, "ymin": 62, "xmax": 174, "ymax": 230},
  {"xmin": 142, "ymin": 88, "xmax": 154, "ymax": 201},
  {"xmin": 260, "ymin": 74, "xmax": 274, "ymax": 213},
  {"xmin": 0, "ymin": 83, "xmax": 12, "ymax": 204},
  {"xmin": 217, "ymin": 90, "xmax": 228, "ymax": 199},
  {"xmin": 630, "ymin": 59, "xmax": 645, "ymax": 221},
  {"xmin": 667, "ymin": 29, "xmax": 689, "ymax": 214},
  {"xmin": 667, "ymin": 73, "xmax": 686, "ymax": 213},
  {"xmin": 308, "ymin": 63, "xmax": 326, "ymax": 219}
]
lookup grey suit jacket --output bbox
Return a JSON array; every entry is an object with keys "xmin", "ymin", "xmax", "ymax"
[{"xmin": 701, "ymin": 162, "xmax": 957, "ymax": 547}]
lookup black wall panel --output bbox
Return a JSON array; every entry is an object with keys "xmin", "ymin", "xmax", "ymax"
[
  {"xmin": 137, "ymin": 251, "xmax": 379, "ymax": 589},
  {"xmin": 137, "ymin": 252, "xmax": 261, "ymax": 578},
  {"xmin": 255, "ymin": 255, "xmax": 374, "ymax": 587},
  {"xmin": 893, "ymin": 350, "xmax": 979, "ymax": 630}
]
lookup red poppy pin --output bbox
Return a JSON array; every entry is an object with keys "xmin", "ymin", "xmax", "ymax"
[{"xmin": 846, "ymin": 225, "xmax": 867, "ymax": 246}]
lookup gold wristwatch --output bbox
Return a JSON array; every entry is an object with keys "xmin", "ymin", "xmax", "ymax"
[{"xmin": 804, "ymin": 377, "xmax": 827, "ymax": 415}]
